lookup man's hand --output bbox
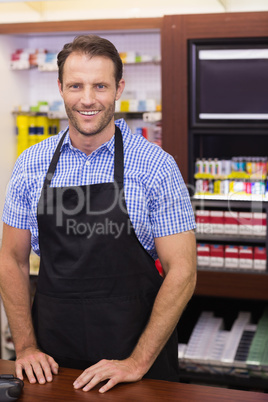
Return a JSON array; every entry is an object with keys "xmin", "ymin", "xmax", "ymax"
[
  {"xmin": 15, "ymin": 347, "xmax": 59, "ymax": 385},
  {"xmin": 73, "ymin": 357, "xmax": 145, "ymax": 393}
]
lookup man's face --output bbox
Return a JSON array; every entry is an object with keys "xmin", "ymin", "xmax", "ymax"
[{"xmin": 58, "ymin": 52, "xmax": 124, "ymax": 139}]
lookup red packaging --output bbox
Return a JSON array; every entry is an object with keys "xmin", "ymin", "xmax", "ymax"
[
  {"xmin": 253, "ymin": 247, "xmax": 266, "ymax": 271},
  {"xmin": 239, "ymin": 246, "xmax": 253, "ymax": 269},
  {"xmin": 210, "ymin": 244, "xmax": 224, "ymax": 268}
]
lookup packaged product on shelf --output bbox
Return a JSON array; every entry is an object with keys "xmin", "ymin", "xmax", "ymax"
[
  {"xmin": 238, "ymin": 212, "xmax": 254, "ymax": 235},
  {"xmin": 203, "ymin": 159, "xmax": 210, "ymax": 174},
  {"xmin": 195, "ymin": 210, "xmax": 211, "ymax": 234},
  {"xmin": 221, "ymin": 160, "xmax": 232, "ymax": 176},
  {"xmin": 195, "ymin": 179, "xmax": 203, "ymax": 194},
  {"xmin": 238, "ymin": 246, "xmax": 253, "ymax": 270},
  {"xmin": 251, "ymin": 181, "xmax": 266, "ymax": 196},
  {"xmin": 224, "ymin": 211, "xmax": 239, "ymax": 234},
  {"xmin": 208, "ymin": 159, "xmax": 216, "ymax": 175},
  {"xmin": 220, "ymin": 179, "xmax": 230, "ymax": 195},
  {"xmin": 253, "ymin": 247, "xmax": 267, "ymax": 271},
  {"xmin": 252, "ymin": 212, "xmax": 267, "ymax": 237},
  {"xmin": 138, "ymin": 100, "xmax": 147, "ymax": 111},
  {"xmin": 210, "ymin": 245, "xmax": 224, "ymax": 268},
  {"xmin": 49, "ymin": 119, "xmax": 60, "ymax": 136},
  {"xmin": 28, "ymin": 115, "xmax": 37, "ymax": 147},
  {"xmin": 16, "ymin": 114, "xmax": 29, "ymax": 156},
  {"xmin": 195, "ymin": 158, "xmax": 203, "ymax": 174},
  {"xmin": 210, "ymin": 211, "xmax": 224, "ymax": 234},
  {"xmin": 36, "ymin": 115, "xmax": 49, "ymax": 141},
  {"xmin": 213, "ymin": 180, "xmax": 221, "ymax": 194},
  {"xmin": 224, "ymin": 245, "xmax": 239, "ymax": 269},
  {"xmin": 120, "ymin": 100, "xmax": 130, "ymax": 112},
  {"xmin": 38, "ymin": 52, "xmax": 57, "ymax": 71},
  {"xmin": 197, "ymin": 243, "xmax": 211, "ymax": 267},
  {"xmin": 128, "ymin": 99, "xmax": 139, "ymax": 112},
  {"xmin": 215, "ymin": 159, "xmax": 222, "ymax": 176},
  {"xmin": 145, "ymin": 99, "xmax": 156, "ymax": 112}
]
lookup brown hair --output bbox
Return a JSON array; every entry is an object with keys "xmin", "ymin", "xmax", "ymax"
[{"xmin": 57, "ymin": 34, "xmax": 123, "ymax": 87}]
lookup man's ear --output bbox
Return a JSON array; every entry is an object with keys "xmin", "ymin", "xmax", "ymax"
[
  {"xmin": 58, "ymin": 79, "xmax": 63, "ymax": 97},
  {"xmin": 115, "ymin": 78, "xmax": 125, "ymax": 101}
]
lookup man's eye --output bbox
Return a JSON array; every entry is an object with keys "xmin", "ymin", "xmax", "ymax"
[
  {"xmin": 97, "ymin": 84, "xmax": 105, "ymax": 89},
  {"xmin": 71, "ymin": 84, "xmax": 79, "ymax": 89}
]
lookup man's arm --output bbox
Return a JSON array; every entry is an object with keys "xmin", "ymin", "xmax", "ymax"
[
  {"xmin": 73, "ymin": 230, "xmax": 197, "ymax": 393},
  {"xmin": 0, "ymin": 223, "xmax": 58, "ymax": 384}
]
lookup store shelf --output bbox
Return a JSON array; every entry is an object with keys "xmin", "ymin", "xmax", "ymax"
[
  {"xmin": 179, "ymin": 369, "xmax": 268, "ymax": 392},
  {"xmin": 11, "ymin": 59, "xmax": 161, "ymax": 72},
  {"xmin": 196, "ymin": 233, "xmax": 266, "ymax": 244},
  {"xmin": 13, "ymin": 111, "xmax": 161, "ymax": 122},
  {"xmin": 195, "ymin": 270, "xmax": 268, "ymax": 300}
]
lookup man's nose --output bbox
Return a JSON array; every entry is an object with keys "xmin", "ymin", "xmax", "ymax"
[{"xmin": 81, "ymin": 88, "xmax": 95, "ymax": 104}]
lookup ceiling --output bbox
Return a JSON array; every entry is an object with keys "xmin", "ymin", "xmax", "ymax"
[{"xmin": 0, "ymin": 0, "xmax": 267, "ymax": 24}]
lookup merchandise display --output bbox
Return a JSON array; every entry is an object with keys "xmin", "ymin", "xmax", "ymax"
[
  {"xmin": 179, "ymin": 308, "xmax": 268, "ymax": 379},
  {"xmin": 16, "ymin": 114, "xmax": 60, "ymax": 156},
  {"xmin": 195, "ymin": 209, "xmax": 267, "ymax": 237},
  {"xmin": 197, "ymin": 243, "xmax": 267, "ymax": 271},
  {"xmin": 194, "ymin": 156, "xmax": 268, "ymax": 199}
]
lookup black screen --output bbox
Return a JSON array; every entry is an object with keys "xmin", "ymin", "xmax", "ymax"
[{"xmin": 199, "ymin": 58, "xmax": 268, "ymax": 115}]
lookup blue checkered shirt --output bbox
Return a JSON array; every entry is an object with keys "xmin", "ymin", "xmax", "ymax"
[{"xmin": 2, "ymin": 119, "xmax": 196, "ymax": 259}]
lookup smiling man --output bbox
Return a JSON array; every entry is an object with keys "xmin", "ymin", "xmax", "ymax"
[{"xmin": 0, "ymin": 35, "xmax": 197, "ymax": 394}]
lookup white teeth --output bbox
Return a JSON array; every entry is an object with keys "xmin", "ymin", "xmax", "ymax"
[{"xmin": 79, "ymin": 111, "xmax": 99, "ymax": 116}]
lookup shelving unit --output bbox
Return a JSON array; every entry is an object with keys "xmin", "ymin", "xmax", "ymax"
[
  {"xmin": 192, "ymin": 198, "xmax": 268, "ymax": 300},
  {"xmin": 161, "ymin": 11, "xmax": 268, "ymax": 392}
]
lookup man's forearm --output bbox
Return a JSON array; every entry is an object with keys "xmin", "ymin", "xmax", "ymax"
[
  {"xmin": 0, "ymin": 254, "xmax": 37, "ymax": 354},
  {"xmin": 130, "ymin": 263, "xmax": 196, "ymax": 373}
]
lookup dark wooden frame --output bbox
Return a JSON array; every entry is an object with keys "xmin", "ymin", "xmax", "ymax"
[{"xmin": 161, "ymin": 12, "xmax": 268, "ymax": 300}]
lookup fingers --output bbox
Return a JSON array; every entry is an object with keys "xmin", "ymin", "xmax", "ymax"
[
  {"xmin": 15, "ymin": 349, "xmax": 59, "ymax": 385},
  {"xmin": 99, "ymin": 377, "xmax": 118, "ymax": 394},
  {"xmin": 47, "ymin": 355, "xmax": 59, "ymax": 375},
  {"xmin": 73, "ymin": 359, "xmax": 109, "ymax": 391},
  {"xmin": 73, "ymin": 358, "xmax": 142, "ymax": 393}
]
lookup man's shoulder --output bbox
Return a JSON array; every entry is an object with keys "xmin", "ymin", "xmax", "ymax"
[
  {"xmin": 125, "ymin": 133, "xmax": 175, "ymax": 175},
  {"xmin": 19, "ymin": 133, "xmax": 62, "ymax": 165}
]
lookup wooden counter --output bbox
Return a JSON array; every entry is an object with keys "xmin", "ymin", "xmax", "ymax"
[{"xmin": 0, "ymin": 359, "xmax": 268, "ymax": 401}]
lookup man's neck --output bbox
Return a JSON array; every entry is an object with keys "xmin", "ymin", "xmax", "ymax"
[{"xmin": 68, "ymin": 124, "xmax": 115, "ymax": 156}]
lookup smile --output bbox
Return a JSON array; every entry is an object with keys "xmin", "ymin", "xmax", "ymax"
[{"xmin": 79, "ymin": 111, "xmax": 99, "ymax": 116}]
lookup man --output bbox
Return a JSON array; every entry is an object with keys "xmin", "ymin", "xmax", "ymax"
[{"xmin": 0, "ymin": 35, "xmax": 196, "ymax": 393}]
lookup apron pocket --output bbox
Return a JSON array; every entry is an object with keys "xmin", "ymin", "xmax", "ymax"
[{"xmin": 32, "ymin": 293, "xmax": 87, "ymax": 361}]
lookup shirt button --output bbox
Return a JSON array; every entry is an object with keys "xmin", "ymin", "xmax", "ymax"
[{"xmin": 85, "ymin": 161, "xmax": 90, "ymax": 166}]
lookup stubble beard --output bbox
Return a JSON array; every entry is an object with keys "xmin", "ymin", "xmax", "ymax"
[{"xmin": 65, "ymin": 101, "xmax": 116, "ymax": 137}]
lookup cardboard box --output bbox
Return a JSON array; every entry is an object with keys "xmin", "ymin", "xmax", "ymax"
[
  {"xmin": 210, "ymin": 211, "xmax": 224, "ymax": 234},
  {"xmin": 225, "ymin": 245, "xmax": 239, "ymax": 269},
  {"xmin": 210, "ymin": 245, "xmax": 224, "ymax": 268},
  {"xmin": 239, "ymin": 246, "xmax": 253, "ymax": 270},
  {"xmin": 224, "ymin": 211, "xmax": 239, "ymax": 235},
  {"xmin": 238, "ymin": 212, "xmax": 254, "ymax": 236},
  {"xmin": 195, "ymin": 210, "xmax": 211, "ymax": 234},
  {"xmin": 253, "ymin": 247, "xmax": 267, "ymax": 271},
  {"xmin": 197, "ymin": 243, "xmax": 210, "ymax": 267},
  {"xmin": 252, "ymin": 212, "xmax": 267, "ymax": 237}
]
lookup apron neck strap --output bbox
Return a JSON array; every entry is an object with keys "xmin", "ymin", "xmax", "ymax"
[
  {"xmin": 43, "ymin": 126, "xmax": 124, "ymax": 188},
  {"xmin": 114, "ymin": 125, "xmax": 124, "ymax": 187}
]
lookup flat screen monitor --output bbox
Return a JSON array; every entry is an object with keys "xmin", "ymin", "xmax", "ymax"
[{"xmin": 188, "ymin": 38, "xmax": 268, "ymax": 128}]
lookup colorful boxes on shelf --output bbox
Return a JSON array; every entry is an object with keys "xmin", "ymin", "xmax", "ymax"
[{"xmin": 197, "ymin": 243, "xmax": 266, "ymax": 271}]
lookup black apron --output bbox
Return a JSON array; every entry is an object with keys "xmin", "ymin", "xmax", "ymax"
[{"xmin": 32, "ymin": 126, "xmax": 179, "ymax": 381}]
